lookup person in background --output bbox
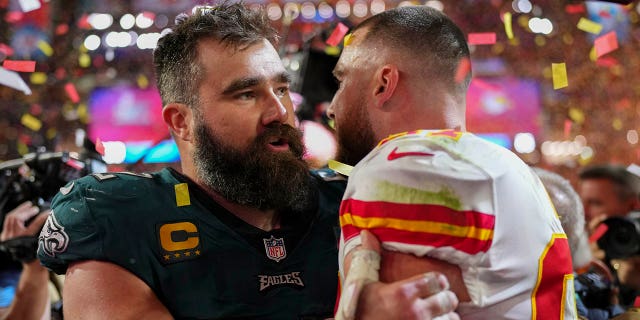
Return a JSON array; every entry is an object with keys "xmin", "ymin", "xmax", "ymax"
[
  {"xmin": 0, "ymin": 202, "xmax": 50, "ymax": 320},
  {"xmin": 535, "ymin": 167, "xmax": 624, "ymax": 319},
  {"xmin": 37, "ymin": 2, "xmax": 458, "ymax": 319},
  {"xmin": 327, "ymin": 6, "xmax": 576, "ymax": 319},
  {"xmin": 578, "ymin": 164, "xmax": 640, "ymax": 308}
]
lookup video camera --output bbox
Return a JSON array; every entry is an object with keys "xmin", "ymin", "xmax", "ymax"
[
  {"xmin": 0, "ymin": 150, "xmax": 106, "ymax": 229},
  {"xmin": 597, "ymin": 211, "xmax": 640, "ymax": 260}
]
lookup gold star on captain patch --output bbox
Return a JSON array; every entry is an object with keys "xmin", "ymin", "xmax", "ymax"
[
  {"xmin": 184, "ymin": 251, "xmax": 191, "ymax": 256},
  {"xmin": 164, "ymin": 255, "xmax": 170, "ymax": 260},
  {"xmin": 195, "ymin": 250, "xmax": 201, "ymax": 255},
  {"xmin": 174, "ymin": 253, "xmax": 181, "ymax": 258}
]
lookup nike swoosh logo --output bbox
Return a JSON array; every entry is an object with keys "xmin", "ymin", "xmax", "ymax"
[
  {"xmin": 59, "ymin": 181, "xmax": 74, "ymax": 195},
  {"xmin": 387, "ymin": 147, "xmax": 434, "ymax": 161}
]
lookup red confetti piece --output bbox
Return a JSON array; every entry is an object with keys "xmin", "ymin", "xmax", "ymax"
[
  {"xmin": 55, "ymin": 23, "xmax": 69, "ymax": 35},
  {"xmin": 0, "ymin": 0, "xmax": 8, "ymax": 9},
  {"xmin": 142, "ymin": 11, "xmax": 156, "ymax": 20},
  {"xmin": 65, "ymin": 82, "xmax": 80, "ymax": 103},
  {"xmin": 564, "ymin": 120, "xmax": 572, "ymax": 139},
  {"xmin": 635, "ymin": 296, "xmax": 640, "ymax": 308},
  {"xmin": 470, "ymin": 78, "xmax": 500, "ymax": 91},
  {"xmin": 5, "ymin": 11, "xmax": 23, "ymax": 23},
  {"xmin": 468, "ymin": 32, "xmax": 496, "ymax": 45},
  {"xmin": 589, "ymin": 223, "xmax": 608, "ymax": 243},
  {"xmin": 596, "ymin": 57, "xmax": 618, "ymax": 68},
  {"xmin": 565, "ymin": 4, "xmax": 585, "ymax": 14},
  {"xmin": 594, "ymin": 31, "xmax": 618, "ymax": 58},
  {"xmin": 598, "ymin": 10, "xmax": 611, "ymax": 19},
  {"xmin": 95, "ymin": 138, "xmax": 105, "ymax": 156},
  {"xmin": 77, "ymin": 13, "xmax": 90, "ymax": 29},
  {"xmin": 2, "ymin": 60, "xmax": 36, "ymax": 72},
  {"xmin": 0, "ymin": 43, "xmax": 14, "ymax": 56},
  {"xmin": 29, "ymin": 103, "xmax": 42, "ymax": 115},
  {"xmin": 454, "ymin": 57, "xmax": 471, "ymax": 83},
  {"xmin": 326, "ymin": 23, "xmax": 349, "ymax": 47}
]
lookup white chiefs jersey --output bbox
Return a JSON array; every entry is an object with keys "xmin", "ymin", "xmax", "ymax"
[{"xmin": 338, "ymin": 130, "xmax": 577, "ymax": 319}]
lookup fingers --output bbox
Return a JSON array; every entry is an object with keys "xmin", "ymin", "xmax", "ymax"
[
  {"xmin": 399, "ymin": 272, "xmax": 450, "ymax": 299},
  {"xmin": 360, "ymin": 230, "xmax": 381, "ymax": 254},
  {"xmin": 26, "ymin": 211, "xmax": 50, "ymax": 235},
  {"xmin": 415, "ymin": 290, "xmax": 459, "ymax": 318}
]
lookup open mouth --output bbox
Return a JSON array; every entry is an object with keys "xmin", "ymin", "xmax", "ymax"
[{"xmin": 267, "ymin": 137, "xmax": 290, "ymax": 151}]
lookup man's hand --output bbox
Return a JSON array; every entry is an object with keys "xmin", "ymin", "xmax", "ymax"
[
  {"xmin": 0, "ymin": 201, "xmax": 49, "ymax": 241},
  {"xmin": 351, "ymin": 230, "xmax": 460, "ymax": 320}
]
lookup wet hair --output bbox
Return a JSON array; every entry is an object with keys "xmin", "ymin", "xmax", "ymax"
[
  {"xmin": 579, "ymin": 164, "xmax": 640, "ymax": 202},
  {"xmin": 353, "ymin": 6, "xmax": 471, "ymax": 92},
  {"xmin": 153, "ymin": 2, "xmax": 278, "ymax": 108}
]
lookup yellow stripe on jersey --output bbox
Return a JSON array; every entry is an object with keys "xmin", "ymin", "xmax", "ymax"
[{"xmin": 340, "ymin": 213, "xmax": 494, "ymax": 241}]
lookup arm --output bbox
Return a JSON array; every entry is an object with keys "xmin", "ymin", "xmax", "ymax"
[
  {"xmin": 64, "ymin": 260, "xmax": 172, "ymax": 320},
  {"xmin": 339, "ymin": 230, "xmax": 461, "ymax": 320},
  {"xmin": 0, "ymin": 202, "xmax": 50, "ymax": 320}
]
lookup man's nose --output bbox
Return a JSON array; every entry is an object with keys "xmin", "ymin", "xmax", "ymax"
[{"xmin": 262, "ymin": 93, "xmax": 289, "ymax": 125}]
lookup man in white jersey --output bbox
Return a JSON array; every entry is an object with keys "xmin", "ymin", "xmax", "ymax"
[{"xmin": 327, "ymin": 6, "xmax": 577, "ymax": 319}]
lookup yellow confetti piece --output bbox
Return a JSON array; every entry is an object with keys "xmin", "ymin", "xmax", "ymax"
[
  {"xmin": 343, "ymin": 33, "xmax": 353, "ymax": 46},
  {"xmin": 562, "ymin": 33, "xmax": 574, "ymax": 45},
  {"xmin": 534, "ymin": 35, "xmax": 546, "ymax": 47},
  {"xmin": 577, "ymin": 17, "xmax": 603, "ymax": 35},
  {"xmin": 46, "ymin": 128, "xmax": 57, "ymax": 139},
  {"xmin": 325, "ymin": 46, "xmax": 340, "ymax": 56},
  {"xmin": 17, "ymin": 141, "xmax": 28, "ymax": 155},
  {"xmin": 175, "ymin": 183, "xmax": 191, "ymax": 207},
  {"xmin": 503, "ymin": 12, "xmax": 514, "ymax": 39},
  {"xmin": 612, "ymin": 118, "xmax": 623, "ymax": 131},
  {"xmin": 30, "ymin": 72, "xmax": 47, "ymax": 84},
  {"xmin": 551, "ymin": 63, "xmax": 568, "ymax": 89},
  {"xmin": 79, "ymin": 53, "xmax": 91, "ymax": 68},
  {"xmin": 569, "ymin": 107, "xmax": 585, "ymax": 125},
  {"xmin": 328, "ymin": 160, "xmax": 353, "ymax": 177},
  {"xmin": 589, "ymin": 46, "xmax": 597, "ymax": 61},
  {"xmin": 137, "ymin": 74, "xmax": 149, "ymax": 89},
  {"xmin": 37, "ymin": 40, "xmax": 53, "ymax": 56},
  {"xmin": 21, "ymin": 113, "xmax": 42, "ymax": 131}
]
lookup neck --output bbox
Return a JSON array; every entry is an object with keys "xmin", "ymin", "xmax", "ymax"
[{"xmin": 181, "ymin": 163, "xmax": 280, "ymax": 231}]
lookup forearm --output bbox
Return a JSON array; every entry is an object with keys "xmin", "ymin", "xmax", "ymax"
[{"xmin": 1, "ymin": 261, "xmax": 50, "ymax": 320}]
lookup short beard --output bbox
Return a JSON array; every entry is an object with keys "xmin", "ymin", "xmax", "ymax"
[
  {"xmin": 193, "ymin": 121, "xmax": 312, "ymax": 212},
  {"xmin": 335, "ymin": 101, "xmax": 377, "ymax": 167}
]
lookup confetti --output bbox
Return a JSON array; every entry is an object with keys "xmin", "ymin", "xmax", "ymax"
[
  {"xmin": 565, "ymin": 4, "xmax": 585, "ymax": 14},
  {"xmin": 96, "ymin": 138, "xmax": 105, "ymax": 156},
  {"xmin": 37, "ymin": 40, "xmax": 53, "ymax": 56},
  {"xmin": 343, "ymin": 33, "xmax": 353, "ymax": 46},
  {"xmin": 577, "ymin": 17, "xmax": 603, "ymax": 35},
  {"xmin": 0, "ymin": 43, "xmax": 14, "ymax": 56},
  {"xmin": 564, "ymin": 119, "xmax": 572, "ymax": 139},
  {"xmin": 454, "ymin": 57, "xmax": 471, "ymax": 83},
  {"xmin": 326, "ymin": 22, "xmax": 349, "ymax": 47},
  {"xmin": 18, "ymin": 0, "xmax": 40, "ymax": 12},
  {"xmin": 596, "ymin": 57, "xmax": 618, "ymax": 68},
  {"xmin": 503, "ymin": 12, "xmax": 514, "ymax": 40},
  {"xmin": 634, "ymin": 296, "xmax": 640, "ymax": 308},
  {"xmin": 328, "ymin": 160, "xmax": 353, "ymax": 177},
  {"xmin": 30, "ymin": 72, "xmax": 47, "ymax": 84},
  {"xmin": 2, "ymin": 60, "xmax": 35, "ymax": 72},
  {"xmin": 551, "ymin": 63, "xmax": 568, "ymax": 90},
  {"xmin": 594, "ymin": 31, "xmax": 618, "ymax": 58},
  {"xmin": 65, "ymin": 82, "xmax": 80, "ymax": 103},
  {"xmin": 0, "ymin": 67, "xmax": 32, "ymax": 95},
  {"xmin": 175, "ymin": 183, "xmax": 191, "ymax": 207},
  {"xmin": 20, "ymin": 113, "xmax": 42, "ymax": 131},
  {"xmin": 137, "ymin": 74, "xmax": 149, "ymax": 89},
  {"xmin": 79, "ymin": 53, "xmax": 91, "ymax": 68},
  {"xmin": 589, "ymin": 223, "xmax": 608, "ymax": 243},
  {"xmin": 468, "ymin": 32, "xmax": 496, "ymax": 45}
]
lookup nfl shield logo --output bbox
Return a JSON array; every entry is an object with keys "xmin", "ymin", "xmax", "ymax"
[{"xmin": 263, "ymin": 235, "xmax": 286, "ymax": 262}]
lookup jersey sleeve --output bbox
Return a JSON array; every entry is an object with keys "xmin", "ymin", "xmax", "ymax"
[
  {"xmin": 37, "ymin": 178, "xmax": 102, "ymax": 274},
  {"xmin": 338, "ymin": 138, "xmax": 497, "ymax": 266}
]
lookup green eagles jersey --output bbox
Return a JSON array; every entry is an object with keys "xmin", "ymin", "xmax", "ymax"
[{"xmin": 37, "ymin": 168, "xmax": 346, "ymax": 319}]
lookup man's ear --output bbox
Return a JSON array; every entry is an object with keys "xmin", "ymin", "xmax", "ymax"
[
  {"xmin": 372, "ymin": 64, "xmax": 399, "ymax": 109},
  {"xmin": 162, "ymin": 103, "xmax": 193, "ymax": 141}
]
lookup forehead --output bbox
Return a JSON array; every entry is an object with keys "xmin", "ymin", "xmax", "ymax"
[
  {"xmin": 335, "ymin": 29, "xmax": 370, "ymax": 74},
  {"xmin": 197, "ymin": 38, "xmax": 286, "ymax": 81}
]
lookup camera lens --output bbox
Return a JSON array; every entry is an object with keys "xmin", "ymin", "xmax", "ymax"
[{"xmin": 597, "ymin": 217, "xmax": 640, "ymax": 259}]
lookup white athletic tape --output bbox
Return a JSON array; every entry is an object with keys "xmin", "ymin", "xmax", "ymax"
[{"xmin": 335, "ymin": 249, "xmax": 381, "ymax": 320}]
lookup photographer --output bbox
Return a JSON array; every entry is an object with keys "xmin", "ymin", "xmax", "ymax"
[{"xmin": 0, "ymin": 201, "xmax": 50, "ymax": 320}]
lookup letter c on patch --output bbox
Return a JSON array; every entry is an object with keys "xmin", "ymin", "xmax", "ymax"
[{"xmin": 159, "ymin": 222, "xmax": 199, "ymax": 251}]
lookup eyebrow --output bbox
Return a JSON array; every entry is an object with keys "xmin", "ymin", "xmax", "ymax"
[{"xmin": 221, "ymin": 72, "xmax": 292, "ymax": 95}]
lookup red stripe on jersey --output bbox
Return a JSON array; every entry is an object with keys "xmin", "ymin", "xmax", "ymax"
[{"xmin": 341, "ymin": 199, "xmax": 495, "ymax": 230}]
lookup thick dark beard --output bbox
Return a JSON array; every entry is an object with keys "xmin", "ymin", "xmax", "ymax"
[{"xmin": 193, "ymin": 121, "xmax": 312, "ymax": 212}]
